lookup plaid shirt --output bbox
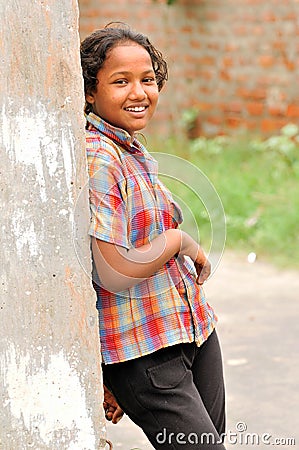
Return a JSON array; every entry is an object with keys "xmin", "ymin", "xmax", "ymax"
[{"xmin": 86, "ymin": 112, "xmax": 217, "ymax": 364}]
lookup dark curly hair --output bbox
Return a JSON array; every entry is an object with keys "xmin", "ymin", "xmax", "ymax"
[{"xmin": 80, "ymin": 23, "xmax": 168, "ymax": 114}]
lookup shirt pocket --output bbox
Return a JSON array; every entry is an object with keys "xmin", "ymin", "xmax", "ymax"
[{"xmin": 146, "ymin": 355, "xmax": 187, "ymax": 389}]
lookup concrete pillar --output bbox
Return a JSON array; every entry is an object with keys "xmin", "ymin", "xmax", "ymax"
[{"xmin": 0, "ymin": 0, "xmax": 105, "ymax": 448}]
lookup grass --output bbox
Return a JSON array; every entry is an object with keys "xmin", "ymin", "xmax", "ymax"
[{"xmin": 148, "ymin": 125, "xmax": 299, "ymax": 269}]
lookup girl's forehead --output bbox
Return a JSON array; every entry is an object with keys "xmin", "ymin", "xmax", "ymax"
[{"xmin": 104, "ymin": 43, "xmax": 153, "ymax": 69}]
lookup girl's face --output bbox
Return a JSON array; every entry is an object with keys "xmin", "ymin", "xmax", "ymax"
[{"xmin": 86, "ymin": 43, "xmax": 159, "ymax": 136}]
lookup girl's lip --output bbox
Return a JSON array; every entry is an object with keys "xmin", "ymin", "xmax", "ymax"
[
  {"xmin": 124, "ymin": 107, "xmax": 149, "ymax": 118},
  {"xmin": 124, "ymin": 104, "xmax": 149, "ymax": 112}
]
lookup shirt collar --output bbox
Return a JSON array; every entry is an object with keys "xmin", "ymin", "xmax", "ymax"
[{"xmin": 85, "ymin": 112, "xmax": 144, "ymax": 154}]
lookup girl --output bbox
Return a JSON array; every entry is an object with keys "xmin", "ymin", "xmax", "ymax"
[{"xmin": 81, "ymin": 23, "xmax": 226, "ymax": 449}]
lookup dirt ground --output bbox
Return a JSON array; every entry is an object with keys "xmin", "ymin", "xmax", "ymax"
[{"xmin": 105, "ymin": 251, "xmax": 299, "ymax": 449}]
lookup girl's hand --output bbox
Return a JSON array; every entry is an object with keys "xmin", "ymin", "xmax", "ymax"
[
  {"xmin": 194, "ymin": 249, "xmax": 211, "ymax": 285},
  {"xmin": 179, "ymin": 231, "xmax": 211, "ymax": 284},
  {"xmin": 103, "ymin": 385, "xmax": 124, "ymax": 424}
]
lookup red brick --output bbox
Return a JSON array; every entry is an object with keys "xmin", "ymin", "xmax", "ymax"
[
  {"xmin": 273, "ymin": 40, "xmax": 286, "ymax": 51},
  {"xmin": 245, "ymin": 119, "xmax": 259, "ymax": 131},
  {"xmin": 181, "ymin": 26, "xmax": 193, "ymax": 33},
  {"xmin": 247, "ymin": 102, "xmax": 264, "ymax": 116},
  {"xmin": 251, "ymin": 88, "xmax": 268, "ymax": 100},
  {"xmin": 259, "ymin": 55, "xmax": 275, "ymax": 68},
  {"xmin": 255, "ymin": 76, "xmax": 271, "ymax": 86},
  {"xmin": 268, "ymin": 105, "xmax": 286, "ymax": 116},
  {"xmin": 198, "ymin": 70, "xmax": 214, "ymax": 80},
  {"xmin": 206, "ymin": 11, "xmax": 220, "ymax": 21},
  {"xmin": 200, "ymin": 86, "xmax": 213, "ymax": 95},
  {"xmin": 283, "ymin": 12, "xmax": 297, "ymax": 20},
  {"xmin": 207, "ymin": 116, "xmax": 222, "ymax": 125},
  {"xmin": 226, "ymin": 116, "xmax": 243, "ymax": 128},
  {"xmin": 234, "ymin": 25, "xmax": 248, "ymax": 36},
  {"xmin": 190, "ymin": 39, "xmax": 201, "ymax": 49},
  {"xmin": 236, "ymin": 88, "xmax": 251, "ymax": 99},
  {"xmin": 220, "ymin": 70, "xmax": 231, "ymax": 81},
  {"xmin": 198, "ymin": 56, "xmax": 215, "ymax": 66},
  {"xmin": 225, "ymin": 43, "xmax": 239, "ymax": 52},
  {"xmin": 197, "ymin": 102, "xmax": 213, "ymax": 112},
  {"xmin": 222, "ymin": 56, "xmax": 234, "ymax": 67},
  {"xmin": 236, "ymin": 88, "xmax": 267, "ymax": 101},
  {"xmin": 207, "ymin": 42, "xmax": 220, "ymax": 51},
  {"xmin": 284, "ymin": 60, "xmax": 296, "ymax": 71},
  {"xmin": 235, "ymin": 74, "xmax": 250, "ymax": 83},
  {"xmin": 261, "ymin": 119, "xmax": 287, "ymax": 133},
  {"xmin": 287, "ymin": 104, "xmax": 299, "ymax": 118},
  {"xmin": 263, "ymin": 12, "xmax": 277, "ymax": 22},
  {"xmin": 222, "ymin": 102, "xmax": 243, "ymax": 114},
  {"xmin": 252, "ymin": 26, "xmax": 263, "ymax": 35}
]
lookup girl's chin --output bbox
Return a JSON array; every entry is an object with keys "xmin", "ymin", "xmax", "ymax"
[{"xmin": 125, "ymin": 122, "xmax": 148, "ymax": 135}]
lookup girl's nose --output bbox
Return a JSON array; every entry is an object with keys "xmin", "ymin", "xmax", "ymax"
[{"xmin": 129, "ymin": 82, "xmax": 147, "ymax": 100}]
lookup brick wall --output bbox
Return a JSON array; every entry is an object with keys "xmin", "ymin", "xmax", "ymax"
[{"xmin": 79, "ymin": 0, "xmax": 299, "ymax": 137}]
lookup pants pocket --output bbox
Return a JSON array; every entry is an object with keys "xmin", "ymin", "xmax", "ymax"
[{"xmin": 146, "ymin": 355, "xmax": 188, "ymax": 389}]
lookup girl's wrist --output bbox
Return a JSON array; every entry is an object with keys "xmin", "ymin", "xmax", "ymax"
[
  {"xmin": 163, "ymin": 229, "xmax": 204, "ymax": 263},
  {"xmin": 179, "ymin": 230, "xmax": 200, "ymax": 261}
]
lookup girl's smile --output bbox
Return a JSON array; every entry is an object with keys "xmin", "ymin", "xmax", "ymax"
[{"xmin": 86, "ymin": 43, "xmax": 159, "ymax": 136}]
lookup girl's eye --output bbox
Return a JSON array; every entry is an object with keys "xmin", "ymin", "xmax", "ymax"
[
  {"xmin": 143, "ymin": 77, "xmax": 155, "ymax": 83},
  {"xmin": 114, "ymin": 80, "xmax": 128, "ymax": 85}
]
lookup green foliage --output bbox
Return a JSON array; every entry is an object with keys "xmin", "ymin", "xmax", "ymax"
[
  {"xmin": 182, "ymin": 108, "xmax": 199, "ymax": 133},
  {"xmin": 149, "ymin": 125, "xmax": 299, "ymax": 268},
  {"xmin": 152, "ymin": 0, "xmax": 177, "ymax": 4}
]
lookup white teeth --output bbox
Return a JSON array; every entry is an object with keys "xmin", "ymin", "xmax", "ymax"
[{"xmin": 126, "ymin": 106, "xmax": 146, "ymax": 112}]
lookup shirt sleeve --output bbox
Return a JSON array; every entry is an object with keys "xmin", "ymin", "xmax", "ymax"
[{"xmin": 87, "ymin": 144, "xmax": 129, "ymax": 249}]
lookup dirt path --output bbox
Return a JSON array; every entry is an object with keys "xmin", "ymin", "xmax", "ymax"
[{"xmin": 106, "ymin": 251, "xmax": 299, "ymax": 449}]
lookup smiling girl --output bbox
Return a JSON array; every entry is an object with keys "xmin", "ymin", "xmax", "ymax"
[{"xmin": 81, "ymin": 24, "xmax": 226, "ymax": 449}]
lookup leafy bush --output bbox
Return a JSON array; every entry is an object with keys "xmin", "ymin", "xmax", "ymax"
[{"xmin": 149, "ymin": 125, "xmax": 299, "ymax": 268}]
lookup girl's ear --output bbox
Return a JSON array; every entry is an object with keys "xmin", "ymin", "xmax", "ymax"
[{"xmin": 86, "ymin": 92, "xmax": 95, "ymax": 104}]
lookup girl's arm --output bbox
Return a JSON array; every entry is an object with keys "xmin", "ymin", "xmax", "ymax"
[{"xmin": 92, "ymin": 229, "xmax": 210, "ymax": 293}]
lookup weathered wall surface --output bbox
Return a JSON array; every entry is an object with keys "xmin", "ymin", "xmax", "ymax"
[
  {"xmin": 0, "ymin": 0, "xmax": 105, "ymax": 448},
  {"xmin": 79, "ymin": 0, "xmax": 299, "ymax": 137}
]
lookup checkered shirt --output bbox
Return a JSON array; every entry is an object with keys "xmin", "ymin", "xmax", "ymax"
[{"xmin": 86, "ymin": 113, "xmax": 217, "ymax": 364}]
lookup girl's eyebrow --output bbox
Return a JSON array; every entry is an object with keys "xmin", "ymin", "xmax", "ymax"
[{"xmin": 109, "ymin": 69, "xmax": 155, "ymax": 79}]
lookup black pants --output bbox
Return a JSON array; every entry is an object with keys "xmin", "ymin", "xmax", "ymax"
[{"xmin": 103, "ymin": 330, "xmax": 226, "ymax": 449}]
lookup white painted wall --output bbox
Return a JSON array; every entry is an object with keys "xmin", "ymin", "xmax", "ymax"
[{"xmin": 0, "ymin": 0, "xmax": 105, "ymax": 448}]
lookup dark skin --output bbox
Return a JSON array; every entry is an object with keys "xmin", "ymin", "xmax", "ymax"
[{"xmin": 103, "ymin": 384, "xmax": 124, "ymax": 424}]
